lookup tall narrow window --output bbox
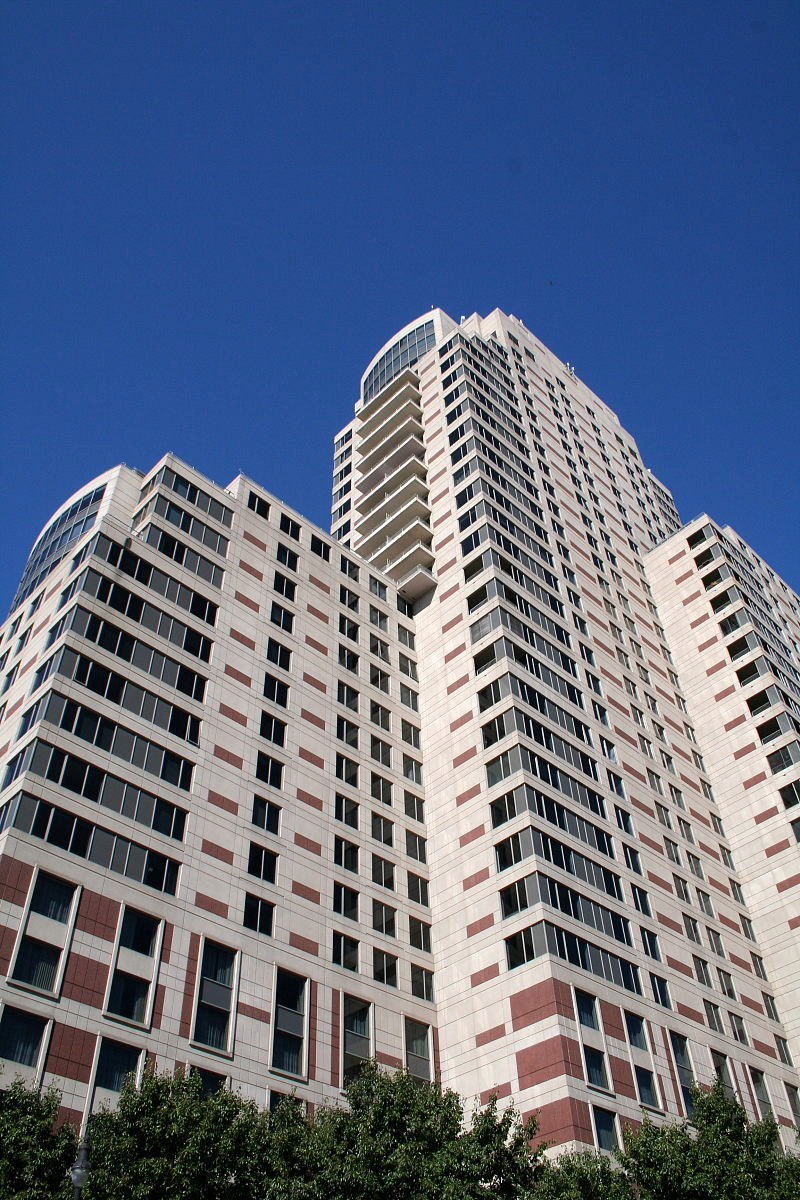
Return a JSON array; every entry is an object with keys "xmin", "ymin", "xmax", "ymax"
[{"xmin": 193, "ymin": 941, "xmax": 235, "ymax": 1052}]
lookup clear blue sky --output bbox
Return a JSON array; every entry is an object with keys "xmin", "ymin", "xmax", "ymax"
[{"xmin": 2, "ymin": 0, "xmax": 798, "ymax": 613}]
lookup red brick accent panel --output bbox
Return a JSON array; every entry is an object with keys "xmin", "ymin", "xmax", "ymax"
[
  {"xmin": 56, "ymin": 1106, "xmax": 83, "ymax": 1131},
  {"xmin": 234, "ymin": 590, "xmax": 259, "ymax": 613},
  {"xmin": 470, "ymin": 962, "xmax": 500, "ymax": 987},
  {"xmin": 179, "ymin": 932, "xmax": 201, "ymax": 1039},
  {"xmin": 297, "ymin": 788, "xmax": 323, "ymax": 811},
  {"xmin": 161, "ymin": 922, "xmax": 174, "ymax": 963},
  {"xmin": 466, "ymin": 913, "xmax": 494, "ymax": 938},
  {"xmin": 656, "ymin": 912, "xmax": 682, "ymax": 934},
  {"xmin": 455, "ymin": 783, "xmax": 481, "ymax": 806},
  {"xmin": 219, "ymin": 703, "xmax": 247, "ymax": 727},
  {"xmin": 305, "ymin": 636, "xmax": 328, "ymax": 656},
  {"xmin": 755, "ymin": 806, "xmax": 779, "ymax": 824},
  {"xmin": 450, "ymin": 711, "xmax": 473, "ymax": 732},
  {"xmin": 294, "ymin": 833, "xmax": 322, "ymax": 856},
  {"xmin": 224, "ymin": 663, "xmax": 251, "ymax": 686},
  {"xmin": 195, "ymin": 893, "xmax": 228, "ymax": 918},
  {"xmin": 303, "ymin": 672, "xmax": 327, "ymax": 693},
  {"xmin": 308, "ymin": 979, "xmax": 318, "ymax": 1082},
  {"xmin": 201, "ymin": 839, "xmax": 234, "ymax": 865},
  {"xmin": 676, "ymin": 1003, "xmax": 705, "ymax": 1024},
  {"xmin": 75, "ymin": 889, "xmax": 121, "ymax": 941},
  {"xmin": 444, "ymin": 643, "xmax": 466, "ymax": 663},
  {"xmin": 528, "ymin": 1095, "xmax": 593, "ymax": 1150},
  {"xmin": 479, "ymin": 1081, "xmax": 512, "ymax": 1105},
  {"xmin": 442, "ymin": 614, "xmax": 463, "ymax": 633},
  {"xmin": 289, "ymin": 932, "xmax": 318, "ymax": 956},
  {"xmin": 239, "ymin": 559, "xmax": 263, "ymax": 581},
  {"xmin": 308, "ymin": 575, "xmax": 330, "ymax": 594},
  {"xmin": 376, "ymin": 1051, "xmax": 403, "ymax": 1068},
  {"xmin": 463, "ymin": 867, "xmax": 489, "ymax": 890},
  {"xmin": 301, "ymin": 708, "xmax": 326, "ymax": 730},
  {"xmin": 238, "ymin": 1002, "xmax": 271, "ymax": 1023},
  {"xmin": 0, "ymin": 856, "xmax": 34, "ymax": 906},
  {"xmin": 46, "ymin": 1023, "xmax": 97, "ymax": 1084},
  {"xmin": 599, "ymin": 999, "xmax": 625, "ymax": 1042},
  {"xmin": 298, "ymin": 747, "xmax": 324, "ymax": 769},
  {"xmin": 291, "ymin": 881, "xmax": 321, "ymax": 905},
  {"xmin": 516, "ymin": 1034, "xmax": 583, "ymax": 1090},
  {"xmin": 453, "ymin": 746, "xmax": 477, "ymax": 768},
  {"xmin": 208, "ymin": 789, "xmax": 238, "ymax": 814},
  {"xmin": 475, "ymin": 1024, "xmax": 505, "ymax": 1047},
  {"xmin": 230, "ymin": 627, "xmax": 256, "ymax": 650},
  {"xmin": 667, "ymin": 956, "xmax": 693, "ymax": 978},
  {"xmin": 459, "ymin": 825, "xmax": 484, "ymax": 847},
  {"xmin": 510, "ymin": 977, "xmax": 574, "ymax": 1031},
  {"xmin": 243, "ymin": 530, "xmax": 266, "ymax": 551},
  {"xmin": 609, "ymin": 1054, "xmax": 637, "ymax": 1099},
  {"xmin": 447, "ymin": 674, "xmax": 469, "ymax": 694},
  {"xmin": 0, "ymin": 924, "xmax": 16, "ymax": 974},
  {"xmin": 330, "ymin": 989, "xmax": 341, "ymax": 1090},
  {"xmin": 151, "ymin": 983, "xmax": 166, "ymax": 1030},
  {"xmin": 61, "ymin": 953, "xmax": 109, "ymax": 1008},
  {"xmin": 213, "ymin": 745, "xmax": 244, "ymax": 769}
]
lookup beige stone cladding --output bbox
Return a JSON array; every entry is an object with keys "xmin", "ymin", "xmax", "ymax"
[
  {"xmin": 647, "ymin": 516, "xmax": 800, "ymax": 1119},
  {"xmin": 0, "ymin": 455, "xmax": 435, "ymax": 1123}
]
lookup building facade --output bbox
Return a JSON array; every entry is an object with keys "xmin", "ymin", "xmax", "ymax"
[{"xmin": 0, "ymin": 308, "xmax": 798, "ymax": 1149}]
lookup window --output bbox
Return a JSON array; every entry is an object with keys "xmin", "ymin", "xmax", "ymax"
[
  {"xmin": 334, "ymin": 837, "xmax": 358, "ymax": 873},
  {"xmin": 684, "ymin": 914, "xmax": 701, "ymax": 944},
  {"xmin": 575, "ymin": 989, "xmax": 598, "ymax": 1029},
  {"xmin": 740, "ymin": 915, "xmax": 756, "ymax": 941},
  {"xmin": 273, "ymin": 572, "xmax": 296, "ymax": 601},
  {"xmin": 276, "ymin": 542, "xmax": 298, "ymax": 570},
  {"xmin": 333, "ymin": 932, "xmax": 359, "ymax": 971},
  {"xmin": 718, "ymin": 969, "xmax": 736, "ymax": 999},
  {"xmin": 342, "ymin": 995, "xmax": 371, "ymax": 1081},
  {"xmin": 339, "ymin": 615, "xmax": 358, "ymax": 641},
  {"xmin": 372, "ymin": 899, "xmax": 395, "ymax": 936},
  {"xmin": 335, "ymin": 793, "xmax": 358, "ymax": 829},
  {"xmin": 636, "ymin": 1066, "xmax": 658, "ymax": 1108},
  {"xmin": 404, "ymin": 792, "xmax": 424, "ymax": 822},
  {"xmin": 95, "ymin": 1038, "xmax": 141, "ymax": 1092},
  {"xmin": 693, "ymin": 957, "xmax": 712, "ymax": 987},
  {"xmin": 373, "ymin": 948, "xmax": 397, "ymax": 987},
  {"xmin": 370, "ymin": 736, "xmax": 391, "ymax": 766},
  {"xmin": 30, "ymin": 873, "xmax": 76, "ymax": 923},
  {"xmin": 402, "ymin": 720, "xmax": 421, "ymax": 748},
  {"xmin": 408, "ymin": 873, "xmax": 429, "ymax": 906},
  {"xmin": 334, "ymin": 882, "xmax": 359, "ymax": 923},
  {"xmin": 340, "ymin": 555, "xmax": 359, "ymax": 581},
  {"xmin": 615, "ymin": 807, "xmax": 633, "ymax": 834},
  {"xmin": 650, "ymin": 974, "xmax": 671, "ymax": 1008},
  {"xmin": 247, "ymin": 492, "xmax": 270, "ymax": 519},
  {"xmin": 625, "ymin": 1011, "xmax": 647, "ymax": 1050},
  {"xmin": 310, "ymin": 534, "xmax": 329, "ymax": 560},
  {"xmin": 624, "ymin": 845, "xmax": 642, "ymax": 874},
  {"xmin": 337, "ymin": 681, "xmax": 359, "ymax": 711},
  {"xmin": 641, "ymin": 928, "xmax": 660, "ymax": 960},
  {"xmin": 728, "ymin": 1012, "xmax": 748, "ymax": 1044},
  {"xmin": 405, "ymin": 1018, "xmax": 431, "ymax": 1081},
  {"xmin": 266, "ymin": 638, "xmax": 291, "ymax": 670},
  {"xmin": 406, "ymin": 831, "xmax": 427, "ymax": 863},
  {"xmin": 264, "ymin": 673, "xmax": 289, "ymax": 707},
  {"xmin": 337, "ymin": 716, "xmax": 359, "ymax": 748},
  {"xmin": 272, "ymin": 969, "xmax": 306, "ymax": 1076},
  {"xmin": 370, "ymin": 666, "xmax": 389, "ymax": 693},
  {"xmin": 403, "ymin": 756, "xmax": 422, "ymax": 785},
  {"xmin": 411, "ymin": 964, "xmax": 434, "ymax": 1001},
  {"xmin": 256, "ymin": 752, "xmax": 284, "ymax": 790},
  {"xmin": 687, "ymin": 853, "xmax": 704, "ymax": 879},
  {"xmin": 584, "ymin": 1046, "xmax": 608, "ymax": 1090},
  {"xmin": 371, "ymin": 811, "xmax": 393, "ymax": 846},
  {"xmin": 369, "ymin": 576, "xmax": 387, "ymax": 600},
  {"xmin": 399, "ymin": 654, "xmax": 418, "ymax": 681},
  {"xmin": 270, "ymin": 602, "xmax": 294, "ymax": 633},
  {"xmin": 400, "ymin": 684, "xmax": 419, "ymax": 711},
  {"xmin": 340, "ymin": 585, "xmax": 359, "ymax": 611},
  {"xmin": 670, "ymin": 1032, "xmax": 694, "ymax": 1113},
  {"xmin": 279, "ymin": 514, "xmax": 300, "ymax": 541},
  {"xmin": 697, "ymin": 890, "xmax": 714, "ymax": 917},
  {"xmin": 243, "ymin": 893, "xmax": 274, "ymax": 937},
  {"xmin": 706, "ymin": 928, "xmax": 724, "ymax": 957},
  {"xmin": 12, "ymin": 937, "xmax": 61, "ymax": 993},
  {"xmin": 335, "ymin": 753, "xmax": 358, "ymax": 787},
  {"xmin": 248, "ymin": 843, "xmax": 277, "ymax": 884},
  {"xmin": 260, "ymin": 713, "xmax": 287, "ymax": 747},
  {"xmin": 252, "ymin": 795, "xmax": 280, "ymax": 835},
  {"xmin": 592, "ymin": 1106, "xmax": 617, "ymax": 1151},
  {"xmin": 704, "ymin": 999, "xmax": 724, "ymax": 1032},
  {"xmin": 777, "ymin": 1036, "xmax": 793, "ymax": 1066},
  {"xmin": 119, "ymin": 907, "xmax": 159, "ymax": 957},
  {"xmin": 369, "ymin": 605, "xmax": 388, "ymax": 631},
  {"xmin": 763, "ymin": 992, "xmax": 780, "ymax": 1022},
  {"xmin": 409, "ymin": 915, "xmax": 431, "ymax": 952},
  {"xmin": 752, "ymin": 953, "xmax": 768, "ymax": 981},
  {"xmin": 193, "ymin": 941, "xmax": 235, "ymax": 1051},
  {"xmin": 632, "ymin": 886, "xmax": 651, "ymax": 916},
  {"xmin": 339, "ymin": 646, "xmax": 359, "ymax": 673},
  {"xmin": 372, "ymin": 855, "xmax": 394, "ymax": 890}
]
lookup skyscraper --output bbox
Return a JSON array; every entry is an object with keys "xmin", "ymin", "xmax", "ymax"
[{"xmin": 0, "ymin": 308, "xmax": 798, "ymax": 1146}]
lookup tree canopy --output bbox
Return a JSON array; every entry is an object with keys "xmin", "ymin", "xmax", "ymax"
[{"xmin": 0, "ymin": 1067, "xmax": 797, "ymax": 1200}]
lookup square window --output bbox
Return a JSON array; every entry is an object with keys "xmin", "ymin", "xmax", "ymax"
[
  {"xmin": 96, "ymin": 1038, "xmax": 140, "ymax": 1091},
  {"xmin": 0, "ymin": 1007, "xmax": 47, "ymax": 1066}
]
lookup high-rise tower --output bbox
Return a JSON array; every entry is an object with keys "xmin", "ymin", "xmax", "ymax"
[{"xmin": 0, "ymin": 309, "xmax": 797, "ymax": 1148}]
